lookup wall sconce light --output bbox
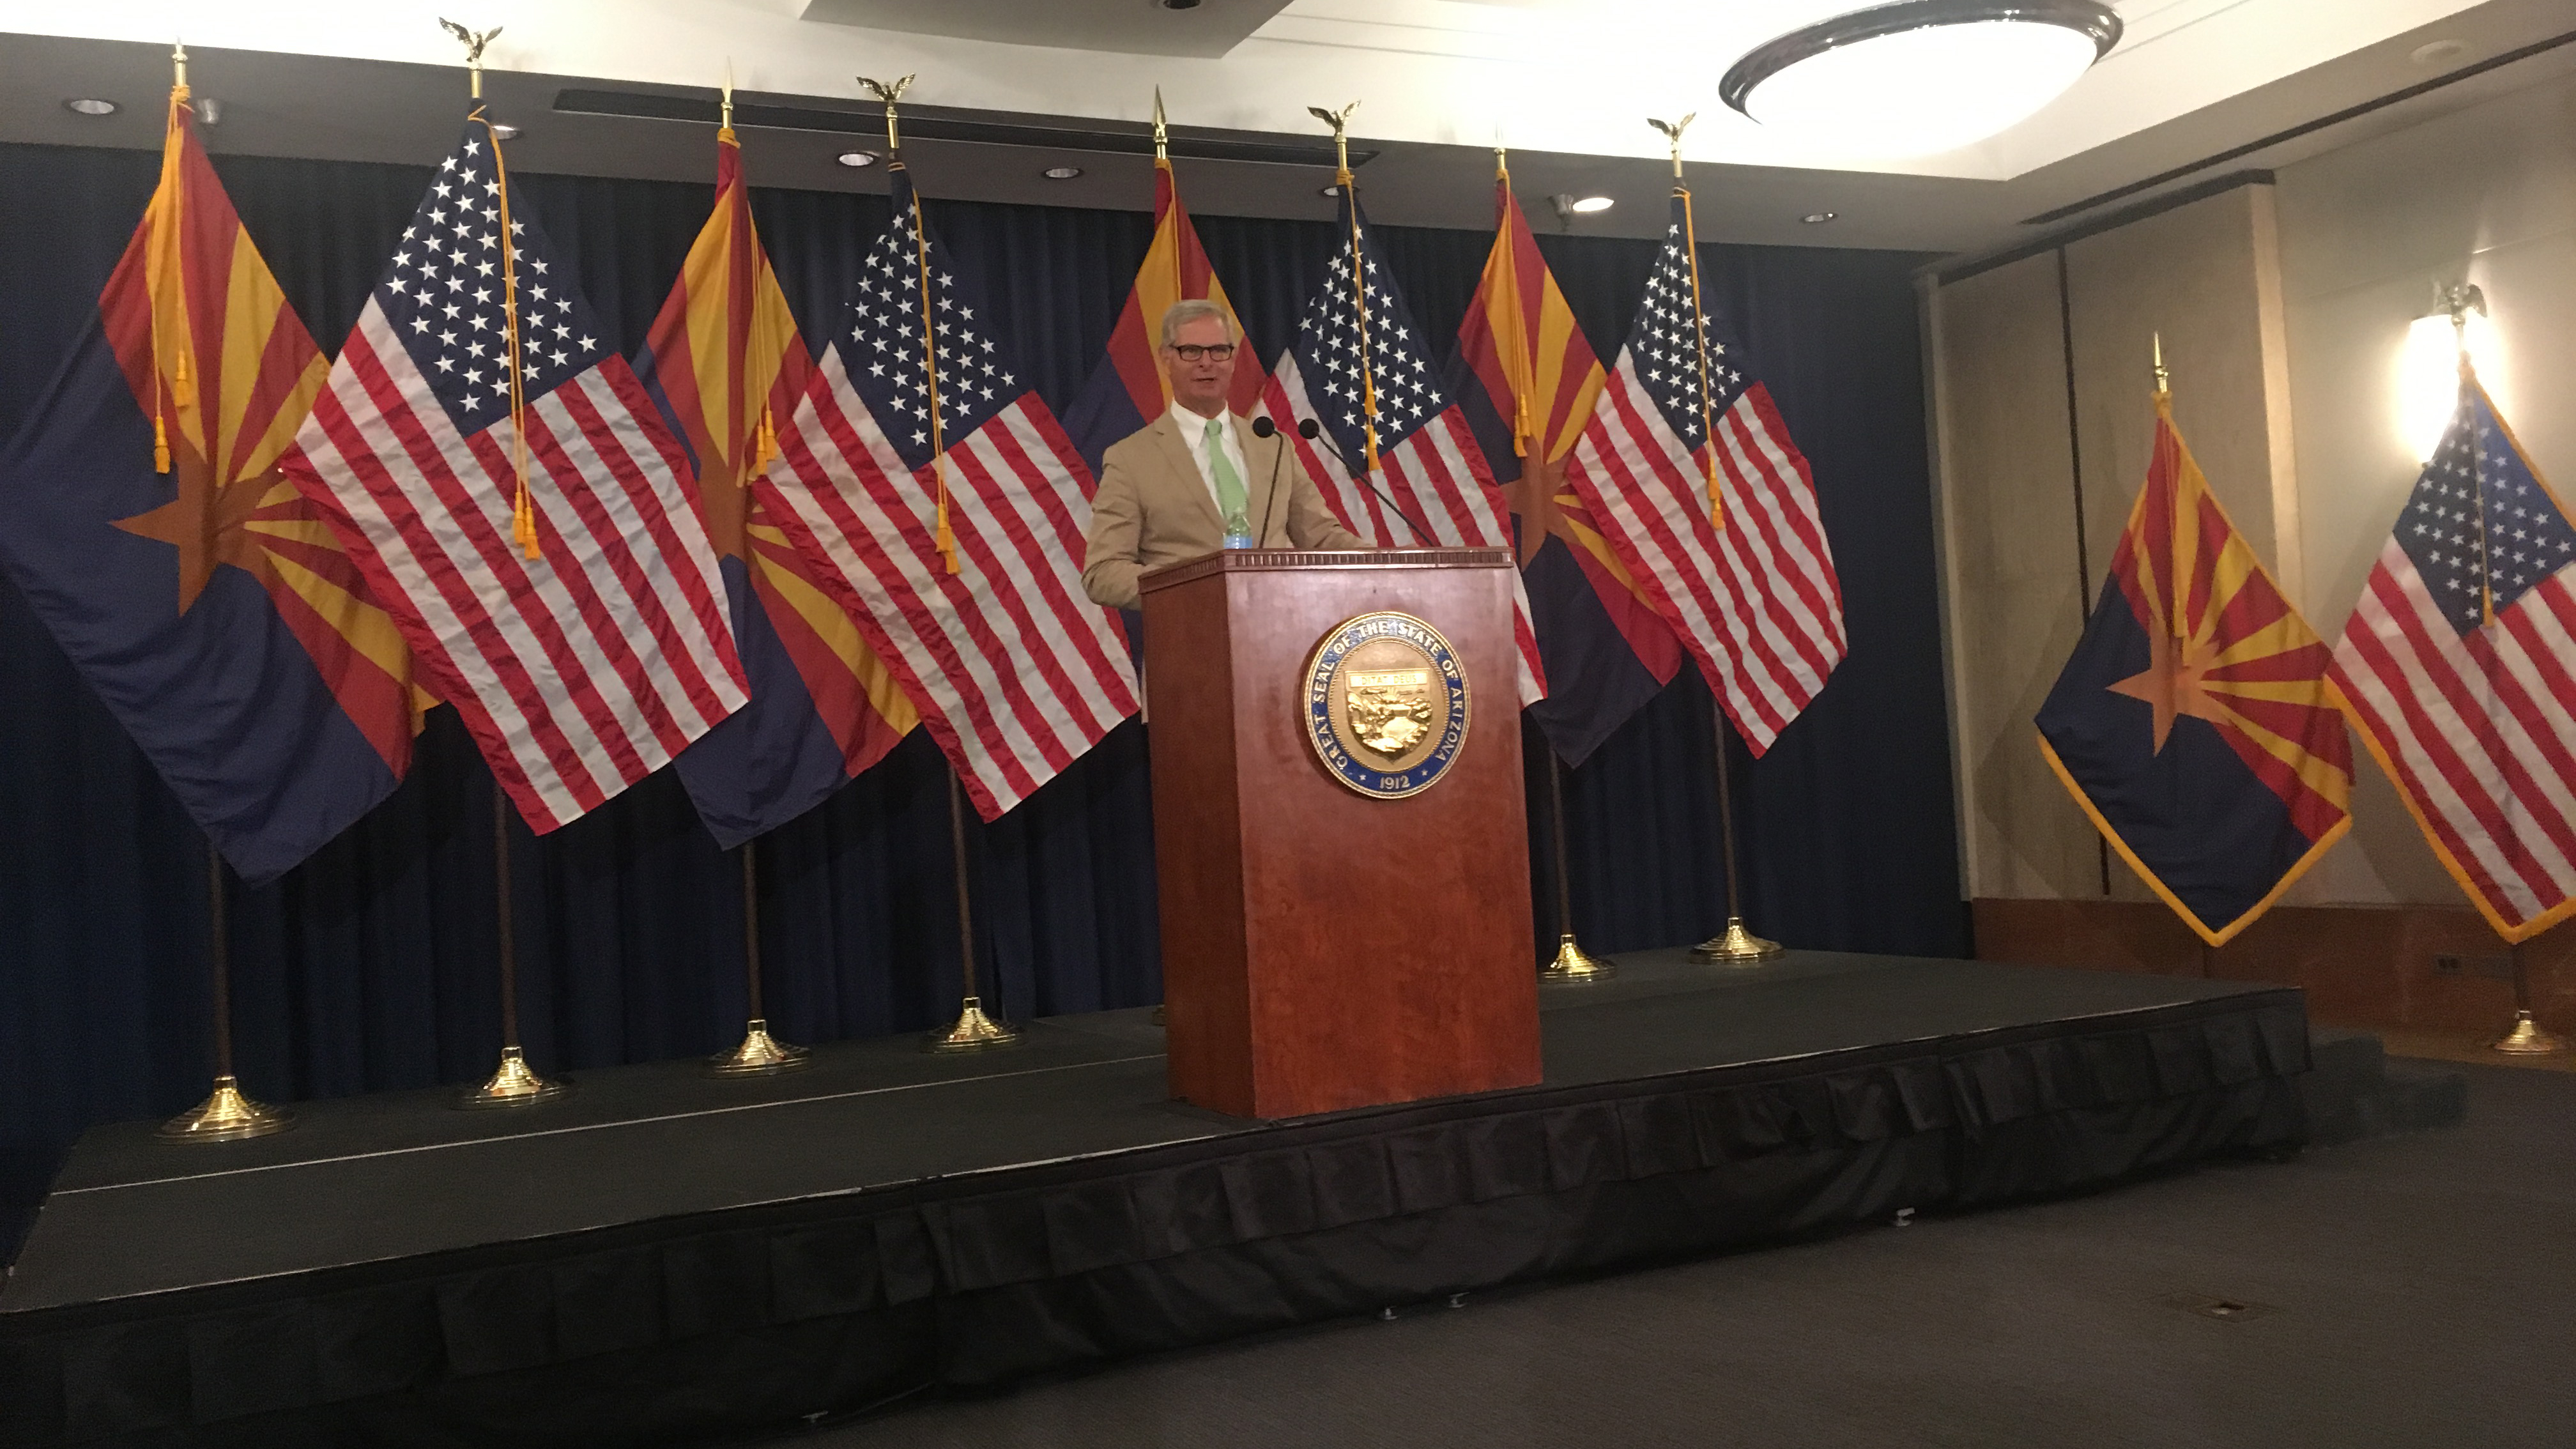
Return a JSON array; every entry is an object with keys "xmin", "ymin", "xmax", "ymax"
[{"xmin": 2398, "ymin": 280, "xmax": 2492, "ymax": 463}]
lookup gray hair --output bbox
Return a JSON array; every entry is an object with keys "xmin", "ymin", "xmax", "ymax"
[{"xmin": 1159, "ymin": 298, "xmax": 1230, "ymax": 348}]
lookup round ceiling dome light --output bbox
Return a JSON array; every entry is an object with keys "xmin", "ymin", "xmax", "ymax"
[
  {"xmin": 1721, "ymin": 1, "xmax": 2122, "ymax": 158},
  {"xmin": 836, "ymin": 150, "xmax": 878, "ymax": 168},
  {"xmin": 63, "ymin": 97, "xmax": 119, "ymax": 117}
]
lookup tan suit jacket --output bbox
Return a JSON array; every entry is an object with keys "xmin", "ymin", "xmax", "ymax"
[{"xmin": 1082, "ymin": 410, "xmax": 1368, "ymax": 610}]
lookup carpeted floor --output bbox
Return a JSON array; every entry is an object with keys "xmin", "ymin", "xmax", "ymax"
[{"xmin": 753, "ymin": 1060, "xmax": 2576, "ymax": 1449}]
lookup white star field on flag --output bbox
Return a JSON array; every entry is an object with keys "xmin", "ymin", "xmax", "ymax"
[
  {"xmin": 1630, "ymin": 220, "xmax": 1745, "ymax": 448},
  {"xmin": 1287, "ymin": 210, "xmax": 1445, "ymax": 464},
  {"xmin": 374, "ymin": 127, "xmax": 608, "ymax": 431},
  {"xmin": 2396, "ymin": 391, "xmax": 2576, "ymax": 636},
  {"xmin": 838, "ymin": 204, "xmax": 1017, "ymax": 470}
]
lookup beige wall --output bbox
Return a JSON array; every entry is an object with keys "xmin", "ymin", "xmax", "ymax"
[{"xmin": 1931, "ymin": 64, "xmax": 2576, "ymax": 910}]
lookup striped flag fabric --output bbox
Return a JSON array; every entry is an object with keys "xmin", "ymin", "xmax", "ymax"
[
  {"xmin": 1261, "ymin": 188, "xmax": 1547, "ymax": 705},
  {"xmin": 1560, "ymin": 192, "xmax": 1844, "ymax": 754},
  {"xmin": 2037, "ymin": 397, "xmax": 2352, "ymax": 945},
  {"xmin": 637, "ymin": 125, "xmax": 915, "ymax": 848},
  {"xmin": 755, "ymin": 161, "xmax": 1139, "ymax": 821},
  {"xmin": 1450, "ymin": 163, "xmax": 1682, "ymax": 762},
  {"xmin": 283, "ymin": 113, "xmax": 748, "ymax": 831},
  {"xmin": 1059, "ymin": 148, "xmax": 1262, "ymax": 473},
  {"xmin": 2331, "ymin": 375, "xmax": 2576, "ymax": 942},
  {"xmin": 0, "ymin": 80, "xmax": 418, "ymax": 882}
]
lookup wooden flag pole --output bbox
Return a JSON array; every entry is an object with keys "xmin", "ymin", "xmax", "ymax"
[
  {"xmin": 708, "ymin": 839, "xmax": 811, "ymax": 1075},
  {"xmin": 928, "ymin": 769, "xmax": 1021, "ymax": 1052},
  {"xmin": 157, "ymin": 843, "xmax": 291, "ymax": 1140},
  {"xmin": 1690, "ymin": 702, "xmax": 1782, "ymax": 963},
  {"xmin": 1538, "ymin": 751, "xmax": 1616, "ymax": 984},
  {"xmin": 459, "ymin": 778, "xmax": 570, "ymax": 1106}
]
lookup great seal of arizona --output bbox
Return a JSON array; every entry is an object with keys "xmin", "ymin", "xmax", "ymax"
[{"xmin": 1301, "ymin": 611, "xmax": 1470, "ymax": 799}]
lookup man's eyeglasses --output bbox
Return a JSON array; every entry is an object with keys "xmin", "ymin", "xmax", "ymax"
[{"xmin": 1167, "ymin": 343, "xmax": 1237, "ymax": 362}]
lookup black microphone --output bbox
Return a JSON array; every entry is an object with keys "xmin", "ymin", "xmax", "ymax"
[{"xmin": 1257, "ymin": 415, "xmax": 1436, "ymax": 549}]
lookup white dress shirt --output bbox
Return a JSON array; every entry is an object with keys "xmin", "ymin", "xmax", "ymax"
[{"xmin": 1167, "ymin": 399, "xmax": 1251, "ymax": 516}]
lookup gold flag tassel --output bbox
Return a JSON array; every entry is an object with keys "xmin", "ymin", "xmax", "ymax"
[
  {"xmin": 861, "ymin": 73, "xmax": 956, "ymax": 576},
  {"xmin": 1652, "ymin": 114, "xmax": 1722, "ymax": 530},
  {"xmin": 149, "ymin": 46, "xmax": 196, "ymax": 473},
  {"xmin": 753, "ymin": 405, "xmax": 779, "ymax": 477},
  {"xmin": 1309, "ymin": 103, "xmax": 1383, "ymax": 483},
  {"xmin": 2152, "ymin": 334, "xmax": 2188, "ymax": 642},
  {"xmin": 480, "ymin": 105, "xmax": 539, "ymax": 560},
  {"xmin": 1495, "ymin": 142, "xmax": 1533, "ymax": 461}
]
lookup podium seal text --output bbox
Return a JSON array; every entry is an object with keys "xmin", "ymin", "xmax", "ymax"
[{"xmin": 1302, "ymin": 611, "xmax": 1470, "ymax": 799}]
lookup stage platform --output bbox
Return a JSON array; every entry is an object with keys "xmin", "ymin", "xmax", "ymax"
[{"xmin": 0, "ymin": 951, "xmax": 2310, "ymax": 1447}]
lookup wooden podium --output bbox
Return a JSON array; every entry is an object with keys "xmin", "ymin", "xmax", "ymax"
[{"xmin": 1139, "ymin": 547, "xmax": 1541, "ymax": 1119}]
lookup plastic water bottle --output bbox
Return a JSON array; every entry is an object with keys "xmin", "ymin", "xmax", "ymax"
[{"xmin": 1223, "ymin": 505, "xmax": 1255, "ymax": 551}]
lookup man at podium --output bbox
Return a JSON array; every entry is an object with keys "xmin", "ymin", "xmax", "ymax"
[{"xmin": 1082, "ymin": 301, "xmax": 1365, "ymax": 610}]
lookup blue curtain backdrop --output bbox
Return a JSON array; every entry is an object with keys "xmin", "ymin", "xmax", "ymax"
[{"xmin": 0, "ymin": 141, "xmax": 1961, "ymax": 1251}]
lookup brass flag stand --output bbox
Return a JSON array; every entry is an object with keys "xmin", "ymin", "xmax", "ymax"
[
  {"xmin": 707, "ymin": 841, "xmax": 810, "ymax": 1075},
  {"xmin": 1538, "ymin": 753, "xmax": 1615, "ymax": 983},
  {"xmin": 158, "ymin": 845, "xmax": 291, "ymax": 1141},
  {"xmin": 1646, "ymin": 112, "xmax": 1779, "ymax": 965},
  {"xmin": 2493, "ymin": 940, "xmax": 2568, "ymax": 1055},
  {"xmin": 458, "ymin": 779, "xmax": 570, "ymax": 1107},
  {"xmin": 928, "ymin": 771, "xmax": 1022, "ymax": 1052}
]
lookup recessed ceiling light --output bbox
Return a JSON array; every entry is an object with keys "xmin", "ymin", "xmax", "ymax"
[
  {"xmin": 836, "ymin": 150, "xmax": 878, "ymax": 168},
  {"xmin": 489, "ymin": 123, "xmax": 520, "ymax": 141},
  {"xmin": 63, "ymin": 98, "xmax": 118, "ymax": 117},
  {"xmin": 1722, "ymin": 1, "xmax": 2122, "ymax": 158},
  {"xmin": 1160, "ymin": 0, "xmax": 1204, "ymax": 9},
  {"xmin": 1802, "ymin": 211, "xmax": 1838, "ymax": 224},
  {"xmin": 1041, "ymin": 165, "xmax": 1083, "ymax": 180},
  {"xmin": 1568, "ymin": 195, "xmax": 1614, "ymax": 214},
  {"xmin": 2409, "ymin": 39, "xmax": 2468, "ymax": 66}
]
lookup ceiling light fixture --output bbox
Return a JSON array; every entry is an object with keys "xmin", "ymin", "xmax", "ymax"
[
  {"xmin": 63, "ymin": 97, "xmax": 118, "ymax": 117},
  {"xmin": 2409, "ymin": 39, "xmax": 2468, "ymax": 66},
  {"xmin": 1159, "ymin": 0, "xmax": 1204, "ymax": 9},
  {"xmin": 1568, "ymin": 195, "xmax": 1614, "ymax": 214},
  {"xmin": 836, "ymin": 150, "xmax": 878, "ymax": 168},
  {"xmin": 1041, "ymin": 165, "xmax": 1083, "ymax": 180},
  {"xmin": 1721, "ymin": 0, "xmax": 2122, "ymax": 158},
  {"xmin": 1802, "ymin": 211, "xmax": 1838, "ymax": 224}
]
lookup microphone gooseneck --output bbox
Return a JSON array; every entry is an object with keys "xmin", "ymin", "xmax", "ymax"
[{"xmin": 1251, "ymin": 415, "xmax": 1285, "ymax": 546}]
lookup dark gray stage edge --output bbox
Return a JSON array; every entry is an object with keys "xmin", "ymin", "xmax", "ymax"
[
  {"xmin": 4, "ymin": 951, "xmax": 2277, "ymax": 1312},
  {"xmin": 798, "ymin": 1063, "xmax": 2561, "ymax": 1449}
]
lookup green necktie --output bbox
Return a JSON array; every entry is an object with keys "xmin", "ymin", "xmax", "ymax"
[{"xmin": 1205, "ymin": 415, "xmax": 1250, "ymax": 533}]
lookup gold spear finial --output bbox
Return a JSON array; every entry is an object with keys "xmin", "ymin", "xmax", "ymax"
[
  {"xmin": 2152, "ymin": 332, "xmax": 2169, "ymax": 396},
  {"xmin": 1307, "ymin": 100, "xmax": 1360, "ymax": 184},
  {"xmin": 439, "ymin": 19, "xmax": 502, "ymax": 100},
  {"xmin": 721, "ymin": 59, "xmax": 733, "ymax": 132},
  {"xmin": 857, "ymin": 73, "xmax": 915, "ymax": 154},
  {"xmin": 172, "ymin": 40, "xmax": 187, "ymax": 89},
  {"xmin": 1153, "ymin": 86, "xmax": 1168, "ymax": 162},
  {"xmin": 1648, "ymin": 113, "xmax": 1695, "ymax": 180}
]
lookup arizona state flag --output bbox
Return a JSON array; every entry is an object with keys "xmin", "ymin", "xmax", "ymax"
[
  {"xmin": 1059, "ymin": 148, "xmax": 1262, "ymax": 473},
  {"xmin": 1449, "ymin": 162, "xmax": 1683, "ymax": 764},
  {"xmin": 636, "ymin": 125, "xmax": 915, "ymax": 847},
  {"xmin": 0, "ymin": 80, "xmax": 415, "ymax": 882},
  {"xmin": 2035, "ymin": 397, "xmax": 2352, "ymax": 944}
]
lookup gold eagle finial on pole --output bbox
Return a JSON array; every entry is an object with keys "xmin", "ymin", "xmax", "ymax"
[
  {"xmin": 857, "ymin": 73, "xmax": 916, "ymax": 154},
  {"xmin": 438, "ymin": 19, "xmax": 502, "ymax": 100},
  {"xmin": 1307, "ymin": 100, "xmax": 1360, "ymax": 183},
  {"xmin": 1647, "ymin": 113, "xmax": 1695, "ymax": 180}
]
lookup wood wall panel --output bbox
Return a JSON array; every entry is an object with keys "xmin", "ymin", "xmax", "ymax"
[{"xmin": 1973, "ymin": 898, "xmax": 2575, "ymax": 1035}]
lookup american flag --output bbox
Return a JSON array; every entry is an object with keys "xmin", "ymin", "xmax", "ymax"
[
  {"xmin": 1561, "ymin": 194, "xmax": 1843, "ymax": 755},
  {"xmin": 2331, "ymin": 379, "xmax": 2576, "ymax": 941},
  {"xmin": 755, "ymin": 164, "xmax": 1138, "ymax": 821},
  {"xmin": 1261, "ymin": 192, "xmax": 1546, "ymax": 705},
  {"xmin": 286, "ymin": 118, "xmax": 747, "ymax": 831}
]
